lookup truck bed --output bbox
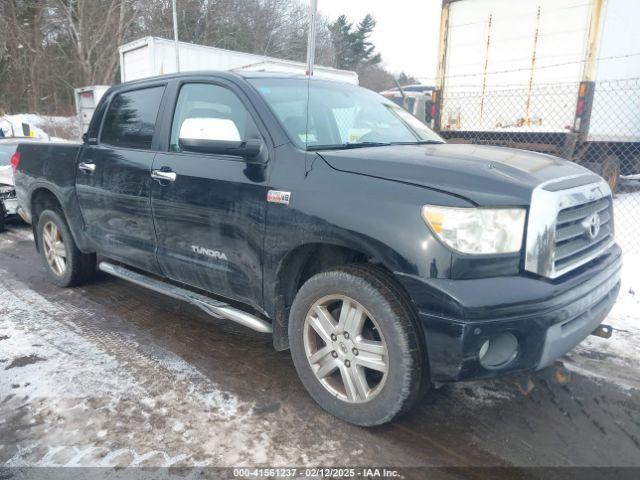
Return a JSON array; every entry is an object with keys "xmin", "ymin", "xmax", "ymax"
[
  {"xmin": 17, "ymin": 142, "xmax": 83, "ymax": 184},
  {"xmin": 13, "ymin": 142, "xmax": 85, "ymax": 236}
]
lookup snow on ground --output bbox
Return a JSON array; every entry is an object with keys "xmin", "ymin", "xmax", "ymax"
[
  {"xmin": 1, "ymin": 114, "xmax": 80, "ymax": 142},
  {"xmin": 568, "ymin": 252, "xmax": 640, "ymax": 388},
  {"xmin": 0, "ymin": 273, "xmax": 254, "ymax": 467},
  {"xmin": 0, "ymin": 233, "xmax": 347, "ymax": 467},
  {"xmin": 613, "ymin": 184, "xmax": 640, "ymax": 255}
]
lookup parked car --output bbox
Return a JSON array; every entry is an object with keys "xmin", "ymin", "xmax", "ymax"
[
  {"xmin": 13, "ymin": 72, "xmax": 621, "ymax": 426},
  {"xmin": 0, "ymin": 138, "xmax": 33, "ymax": 232},
  {"xmin": 380, "ymin": 84, "xmax": 435, "ymax": 96},
  {"xmin": 381, "ymin": 85, "xmax": 435, "ymax": 124}
]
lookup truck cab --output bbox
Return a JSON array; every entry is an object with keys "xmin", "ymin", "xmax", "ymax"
[{"xmin": 13, "ymin": 72, "xmax": 621, "ymax": 426}]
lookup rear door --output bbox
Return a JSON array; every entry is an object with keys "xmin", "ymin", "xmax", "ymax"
[
  {"xmin": 76, "ymin": 85, "xmax": 166, "ymax": 273},
  {"xmin": 150, "ymin": 79, "xmax": 270, "ymax": 308}
]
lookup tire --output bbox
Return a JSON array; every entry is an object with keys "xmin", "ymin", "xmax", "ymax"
[
  {"xmin": 584, "ymin": 155, "xmax": 620, "ymax": 192},
  {"xmin": 289, "ymin": 264, "xmax": 428, "ymax": 426},
  {"xmin": 600, "ymin": 155, "xmax": 621, "ymax": 193},
  {"xmin": 36, "ymin": 209, "xmax": 96, "ymax": 287}
]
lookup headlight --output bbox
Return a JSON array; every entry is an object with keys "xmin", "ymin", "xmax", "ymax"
[{"xmin": 422, "ymin": 205, "xmax": 526, "ymax": 254}]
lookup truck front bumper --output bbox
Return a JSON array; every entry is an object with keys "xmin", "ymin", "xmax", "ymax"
[{"xmin": 397, "ymin": 244, "xmax": 622, "ymax": 382}]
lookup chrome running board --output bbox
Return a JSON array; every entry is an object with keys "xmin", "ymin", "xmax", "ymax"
[{"xmin": 98, "ymin": 261, "xmax": 272, "ymax": 333}]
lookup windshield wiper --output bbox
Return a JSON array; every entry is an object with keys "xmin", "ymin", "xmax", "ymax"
[
  {"xmin": 389, "ymin": 140, "xmax": 445, "ymax": 145},
  {"xmin": 307, "ymin": 141, "xmax": 391, "ymax": 151}
]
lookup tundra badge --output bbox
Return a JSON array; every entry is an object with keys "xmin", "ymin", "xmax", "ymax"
[
  {"xmin": 267, "ymin": 190, "xmax": 291, "ymax": 205},
  {"xmin": 191, "ymin": 245, "xmax": 228, "ymax": 261}
]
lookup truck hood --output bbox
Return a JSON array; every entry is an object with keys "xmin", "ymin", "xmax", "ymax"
[
  {"xmin": 318, "ymin": 143, "xmax": 593, "ymax": 206},
  {"xmin": 0, "ymin": 165, "xmax": 14, "ymax": 188}
]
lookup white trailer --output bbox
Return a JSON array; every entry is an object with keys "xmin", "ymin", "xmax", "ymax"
[
  {"xmin": 433, "ymin": 0, "xmax": 640, "ymax": 189},
  {"xmin": 74, "ymin": 86, "xmax": 110, "ymax": 133},
  {"xmin": 119, "ymin": 36, "xmax": 358, "ymax": 85}
]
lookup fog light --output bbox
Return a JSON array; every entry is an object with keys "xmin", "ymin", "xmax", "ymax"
[{"xmin": 478, "ymin": 332, "xmax": 518, "ymax": 370}]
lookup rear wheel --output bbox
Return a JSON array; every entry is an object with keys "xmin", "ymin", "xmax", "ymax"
[
  {"xmin": 37, "ymin": 209, "xmax": 96, "ymax": 287},
  {"xmin": 601, "ymin": 155, "xmax": 621, "ymax": 192},
  {"xmin": 289, "ymin": 264, "xmax": 428, "ymax": 426},
  {"xmin": 584, "ymin": 155, "xmax": 620, "ymax": 192}
]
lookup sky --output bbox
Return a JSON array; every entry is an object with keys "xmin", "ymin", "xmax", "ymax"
[{"xmin": 318, "ymin": 0, "xmax": 442, "ymax": 82}]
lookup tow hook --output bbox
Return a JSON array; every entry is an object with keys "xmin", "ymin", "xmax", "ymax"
[{"xmin": 591, "ymin": 324, "xmax": 613, "ymax": 339}]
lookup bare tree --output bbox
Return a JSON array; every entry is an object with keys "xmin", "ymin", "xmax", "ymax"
[
  {"xmin": 1, "ymin": 1, "xmax": 50, "ymax": 112},
  {"xmin": 50, "ymin": 0, "xmax": 139, "ymax": 85},
  {"xmin": 0, "ymin": 0, "xmax": 386, "ymax": 116}
]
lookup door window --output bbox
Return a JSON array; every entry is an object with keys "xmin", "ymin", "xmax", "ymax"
[
  {"xmin": 170, "ymin": 83, "xmax": 259, "ymax": 152},
  {"xmin": 101, "ymin": 86, "xmax": 165, "ymax": 150}
]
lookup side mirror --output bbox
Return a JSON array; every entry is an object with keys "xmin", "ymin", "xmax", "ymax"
[{"xmin": 178, "ymin": 117, "xmax": 266, "ymax": 162}]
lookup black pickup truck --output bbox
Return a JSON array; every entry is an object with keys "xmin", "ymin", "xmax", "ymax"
[{"xmin": 14, "ymin": 72, "xmax": 621, "ymax": 426}]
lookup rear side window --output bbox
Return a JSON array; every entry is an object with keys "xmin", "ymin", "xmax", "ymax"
[{"xmin": 101, "ymin": 87, "xmax": 164, "ymax": 150}]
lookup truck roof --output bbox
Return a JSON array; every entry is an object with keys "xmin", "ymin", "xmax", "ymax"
[{"xmin": 110, "ymin": 70, "xmax": 346, "ymax": 92}]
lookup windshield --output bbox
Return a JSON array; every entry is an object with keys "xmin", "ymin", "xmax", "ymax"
[
  {"xmin": 0, "ymin": 144, "xmax": 17, "ymax": 166},
  {"xmin": 248, "ymin": 78, "xmax": 444, "ymax": 150}
]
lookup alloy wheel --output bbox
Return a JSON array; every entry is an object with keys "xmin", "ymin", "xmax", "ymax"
[
  {"xmin": 42, "ymin": 221, "xmax": 67, "ymax": 276},
  {"xmin": 303, "ymin": 294, "xmax": 388, "ymax": 403}
]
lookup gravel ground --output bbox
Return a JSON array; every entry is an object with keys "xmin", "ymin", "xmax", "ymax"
[{"xmin": 1, "ymin": 223, "xmax": 639, "ymax": 475}]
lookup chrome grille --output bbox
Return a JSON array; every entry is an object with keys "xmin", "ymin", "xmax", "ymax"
[
  {"xmin": 554, "ymin": 197, "xmax": 613, "ymax": 272},
  {"xmin": 525, "ymin": 175, "xmax": 615, "ymax": 279}
]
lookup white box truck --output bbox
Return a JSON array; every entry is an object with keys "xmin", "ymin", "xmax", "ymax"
[
  {"xmin": 118, "ymin": 36, "xmax": 358, "ymax": 85},
  {"xmin": 432, "ymin": 0, "xmax": 640, "ymax": 190},
  {"xmin": 74, "ymin": 86, "xmax": 110, "ymax": 133}
]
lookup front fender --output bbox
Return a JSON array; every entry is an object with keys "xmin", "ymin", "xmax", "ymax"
[{"xmin": 263, "ymin": 147, "xmax": 470, "ymax": 316}]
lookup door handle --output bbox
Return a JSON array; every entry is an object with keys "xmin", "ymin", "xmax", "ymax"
[
  {"xmin": 151, "ymin": 169, "xmax": 177, "ymax": 182},
  {"xmin": 78, "ymin": 162, "xmax": 96, "ymax": 173}
]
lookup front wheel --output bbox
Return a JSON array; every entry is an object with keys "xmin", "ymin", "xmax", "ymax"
[{"xmin": 289, "ymin": 264, "xmax": 428, "ymax": 426}]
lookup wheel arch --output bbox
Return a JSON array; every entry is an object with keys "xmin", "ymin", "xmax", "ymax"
[
  {"xmin": 270, "ymin": 241, "xmax": 414, "ymax": 351},
  {"xmin": 28, "ymin": 185, "xmax": 94, "ymax": 254},
  {"xmin": 29, "ymin": 187, "xmax": 65, "ymax": 251}
]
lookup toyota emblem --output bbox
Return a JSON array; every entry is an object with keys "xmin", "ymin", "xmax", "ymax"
[{"xmin": 585, "ymin": 213, "xmax": 601, "ymax": 240}]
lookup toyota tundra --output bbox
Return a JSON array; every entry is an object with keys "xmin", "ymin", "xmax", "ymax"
[{"xmin": 13, "ymin": 72, "xmax": 621, "ymax": 425}]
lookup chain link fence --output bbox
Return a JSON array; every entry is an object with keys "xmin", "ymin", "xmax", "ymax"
[{"xmin": 430, "ymin": 77, "xmax": 640, "ymax": 254}]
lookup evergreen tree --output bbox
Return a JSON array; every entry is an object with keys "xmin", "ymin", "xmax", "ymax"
[
  {"xmin": 329, "ymin": 13, "xmax": 381, "ymax": 71},
  {"xmin": 397, "ymin": 72, "xmax": 417, "ymax": 86},
  {"xmin": 353, "ymin": 14, "xmax": 381, "ymax": 68},
  {"xmin": 328, "ymin": 15, "xmax": 355, "ymax": 70}
]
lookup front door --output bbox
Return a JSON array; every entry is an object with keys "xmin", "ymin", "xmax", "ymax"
[
  {"xmin": 76, "ymin": 85, "xmax": 165, "ymax": 273},
  {"xmin": 151, "ymin": 81, "xmax": 269, "ymax": 309}
]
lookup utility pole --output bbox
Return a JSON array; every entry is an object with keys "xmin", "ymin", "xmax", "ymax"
[
  {"xmin": 172, "ymin": 0, "xmax": 180, "ymax": 72},
  {"xmin": 305, "ymin": 0, "xmax": 318, "ymax": 77}
]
